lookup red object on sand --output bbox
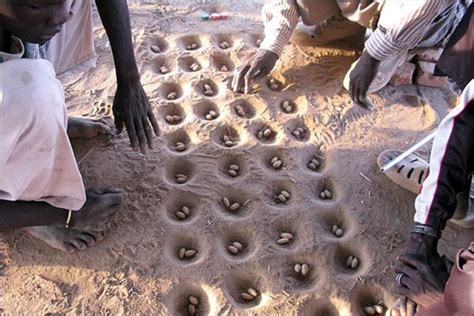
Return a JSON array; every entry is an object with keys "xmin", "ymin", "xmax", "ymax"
[{"xmin": 210, "ymin": 13, "xmax": 221, "ymax": 20}]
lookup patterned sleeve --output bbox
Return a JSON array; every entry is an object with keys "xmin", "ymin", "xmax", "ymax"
[
  {"xmin": 260, "ymin": 0, "xmax": 300, "ymax": 56},
  {"xmin": 365, "ymin": 0, "xmax": 454, "ymax": 60}
]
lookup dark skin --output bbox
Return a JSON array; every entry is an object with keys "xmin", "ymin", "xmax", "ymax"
[
  {"xmin": 348, "ymin": 50, "xmax": 379, "ymax": 110},
  {"xmin": 232, "ymin": 49, "xmax": 279, "ymax": 94},
  {"xmin": 0, "ymin": 0, "xmax": 144, "ymax": 250},
  {"xmin": 390, "ymin": 232, "xmax": 450, "ymax": 315}
]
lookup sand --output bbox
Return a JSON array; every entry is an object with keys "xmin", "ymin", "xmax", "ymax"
[{"xmin": 1, "ymin": 0, "xmax": 474, "ymax": 315}]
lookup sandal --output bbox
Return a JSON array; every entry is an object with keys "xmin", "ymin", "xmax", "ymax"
[{"xmin": 377, "ymin": 150, "xmax": 429, "ymax": 194}]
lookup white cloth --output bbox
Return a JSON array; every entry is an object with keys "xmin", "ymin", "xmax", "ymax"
[{"xmin": 0, "ymin": 59, "xmax": 86, "ymax": 210}]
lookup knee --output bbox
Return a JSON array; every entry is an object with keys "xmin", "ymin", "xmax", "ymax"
[{"xmin": 0, "ymin": 59, "xmax": 66, "ymax": 127}]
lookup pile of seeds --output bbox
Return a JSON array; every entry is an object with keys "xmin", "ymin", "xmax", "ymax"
[
  {"xmin": 165, "ymin": 115, "xmax": 182, "ymax": 124},
  {"xmin": 227, "ymin": 241, "xmax": 243, "ymax": 255},
  {"xmin": 190, "ymin": 62, "xmax": 201, "ymax": 72},
  {"xmin": 308, "ymin": 157, "xmax": 321, "ymax": 171},
  {"xmin": 175, "ymin": 142, "xmax": 187, "ymax": 152},
  {"xmin": 205, "ymin": 110, "xmax": 218, "ymax": 120},
  {"xmin": 186, "ymin": 43, "xmax": 199, "ymax": 50},
  {"xmin": 167, "ymin": 91, "xmax": 178, "ymax": 100},
  {"xmin": 275, "ymin": 190, "xmax": 291, "ymax": 204},
  {"xmin": 276, "ymin": 232, "xmax": 294, "ymax": 245},
  {"xmin": 268, "ymin": 78, "xmax": 281, "ymax": 91},
  {"xmin": 178, "ymin": 247, "xmax": 197, "ymax": 260},
  {"xmin": 220, "ymin": 65, "xmax": 229, "ymax": 72},
  {"xmin": 219, "ymin": 41, "xmax": 230, "ymax": 49},
  {"xmin": 227, "ymin": 164, "xmax": 240, "ymax": 177},
  {"xmin": 187, "ymin": 296, "xmax": 200, "ymax": 315},
  {"xmin": 270, "ymin": 156, "xmax": 283, "ymax": 170},
  {"xmin": 331, "ymin": 225, "xmax": 344, "ymax": 237},
  {"xmin": 234, "ymin": 105, "xmax": 247, "ymax": 117},
  {"xmin": 257, "ymin": 126, "xmax": 274, "ymax": 141},
  {"xmin": 292, "ymin": 127, "xmax": 308, "ymax": 140},
  {"xmin": 280, "ymin": 100, "xmax": 295, "ymax": 113},
  {"xmin": 240, "ymin": 288, "xmax": 259, "ymax": 301},
  {"xmin": 346, "ymin": 255, "xmax": 359, "ymax": 270},
  {"xmin": 203, "ymin": 83, "xmax": 215, "ymax": 97},
  {"xmin": 222, "ymin": 135, "xmax": 237, "ymax": 147},
  {"xmin": 151, "ymin": 45, "xmax": 161, "ymax": 53},
  {"xmin": 319, "ymin": 189, "xmax": 332, "ymax": 200},
  {"xmin": 175, "ymin": 206, "xmax": 191, "ymax": 220},
  {"xmin": 293, "ymin": 263, "xmax": 310, "ymax": 276},
  {"xmin": 363, "ymin": 303, "xmax": 385, "ymax": 315},
  {"xmin": 175, "ymin": 173, "xmax": 188, "ymax": 184},
  {"xmin": 159, "ymin": 65, "xmax": 170, "ymax": 74}
]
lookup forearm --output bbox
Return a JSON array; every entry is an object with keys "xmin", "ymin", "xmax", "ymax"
[
  {"xmin": 260, "ymin": 0, "xmax": 299, "ymax": 57},
  {"xmin": 0, "ymin": 200, "xmax": 67, "ymax": 229},
  {"xmin": 95, "ymin": 0, "xmax": 140, "ymax": 85}
]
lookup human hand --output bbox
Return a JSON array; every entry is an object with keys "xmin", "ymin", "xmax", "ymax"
[
  {"xmin": 395, "ymin": 254, "xmax": 448, "ymax": 308},
  {"xmin": 112, "ymin": 80, "xmax": 159, "ymax": 154},
  {"xmin": 348, "ymin": 51, "xmax": 379, "ymax": 110},
  {"xmin": 70, "ymin": 188, "xmax": 127, "ymax": 231},
  {"xmin": 389, "ymin": 296, "xmax": 417, "ymax": 316},
  {"xmin": 232, "ymin": 49, "xmax": 279, "ymax": 94}
]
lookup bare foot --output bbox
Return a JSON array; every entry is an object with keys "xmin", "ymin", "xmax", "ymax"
[
  {"xmin": 67, "ymin": 117, "xmax": 112, "ymax": 139},
  {"xmin": 23, "ymin": 226, "xmax": 105, "ymax": 252}
]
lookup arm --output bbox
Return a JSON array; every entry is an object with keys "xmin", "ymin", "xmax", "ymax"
[
  {"xmin": 95, "ymin": 0, "xmax": 159, "ymax": 154},
  {"xmin": 260, "ymin": 0, "xmax": 300, "ymax": 57},
  {"xmin": 365, "ymin": 0, "xmax": 453, "ymax": 60}
]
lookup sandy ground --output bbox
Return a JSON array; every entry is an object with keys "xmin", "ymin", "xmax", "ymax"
[{"xmin": 1, "ymin": 1, "xmax": 474, "ymax": 315}]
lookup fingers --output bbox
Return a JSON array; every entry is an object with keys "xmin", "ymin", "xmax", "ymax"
[
  {"xmin": 398, "ymin": 254, "xmax": 424, "ymax": 270},
  {"xmin": 114, "ymin": 109, "xmax": 124, "ymax": 133},
  {"xmin": 395, "ymin": 263, "xmax": 418, "ymax": 280},
  {"xmin": 148, "ymin": 110, "xmax": 160, "ymax": 137},
  {"xmin": 143, "ymin": 117, "xmax": 154, "ymax": 150},
  {"xmin": 406, "ymin": 299, "xmax": 417, "ymax": 316},
  {"xmin": 124, "ymin": 115, "xmax": 139, "ymax": 151},
  {"xmin": 134, "ymin": 118, "xmax": 148, "ymax": 154},
  {"xmin": 232, "ymin": 64, "xmax": 250, "ymax": 93},
  {"xmin": 243, "ymin": 64, "xmax": 262, "ymax": 94}
]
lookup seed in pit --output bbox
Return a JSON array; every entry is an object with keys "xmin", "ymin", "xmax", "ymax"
[
  {"xmin": 301, "ymin": 263, "xmax": 309, "ymax": 276},
  {"xmin": 185, "ymin": 249, "xmax": 197, "ymax": 258},
  {"xmin": 374, "ymin": 305, "xmax": 385, "ymax": 314},
  {"xmin": 230, "ymin": 203, "xmax": 240, "ymax": 211},
  {"xmin": 235, "ymin": 105, "xmax": 246, "ymax": 117},
  {"xmin": 175, "ymin": 174, "xmax": 188, "ymax": 184},
  {"xmin": 223, "ymin": 197, "xmax": 231, "ymax": 208},
  {"xmin": 204, "ymin": 90, "xmax": 214, "ymax": 96},
  {"xmin": 187, "ymin": 43, "xmax": 199, "ymax": 50},
  {"xmin": 188, "ymin": 304, "xmax": 196, "ymax": 315},
  {"xmin": 308, "ymin": 158, "xmax": 320, "ymax": 171},
  {"xmin": 227, "ymin": 245, "xmax": 239, "ymax": 254},
  {"xmin": 190, "ymin": 63, "xmax": 201, "ymax": 71},
  {"xmin": 233, "ymin": 241, "xmax": 243, "ymax": 250},
  {"xmin": 189, "ymin": 296, "xmax": 199, "ymax": 306},
  {"xmin": 167, "ymin": 92, "xmax": 178, "ymax": 100},
  {"xmin": 150, "ymin": 44, "xmax": 161, "ymax": 53},
  {"xmin": 277, "ymin": 194, "xmax": 287, "ymax": 203},
  {"xmin": 294, "ymin": 264, "xmax": 302, "ymax": 273},
  {"xmin": 175, "ymin": 142, "xmax": 186, "ymax": 152},
  {"xmin": 159, "ymin": 66, "xmax": 170, "ymax": 74},
  {"xmin": 240, "ymin": 292, "xmax": 255, "ymax": 301},
  {"xmin": 346, "ymin": 255, "xmax": 359, "ymax": 269},
  {"xmin": 176, "ymin": 211, "xmax": 187, "ymax": 219},
  {"xmin": 363, "ymin": 306, "xmax": 376, "ymax": 315},
  {"xmin": 276, "ymin": 238, "xmax": 290, "ymax": 245},
  {"xmin": 205, "ymin": 110, "xmax": 218, "ymax": 120},
  {"xmin": 228, "ymin": 169, "xmax": 238, "ymax": 177},
  {"xmin": 280, "ymin": 232, "xmax": 293, "ymax": 240},
  {"xmin": 247, "ymin": 288, "xmax": 258, "ymax": 297},
  {"xmin": 224, "ymin": 140, "xmax": 234, "ymax": 147},
  {"xmin": 181, "ymin": 206, "xmax": 190, "ymax": 216},
  {"xmin": 219, "ymin": 41, "xmax": 230, "ymax": 49},
  {"xmin": 220, "ymin": 65, "xmax": 229, "ymax": 72},
  {"xmin": 178, "ymin": 248, "xmax": 186, "ymax": 259}
]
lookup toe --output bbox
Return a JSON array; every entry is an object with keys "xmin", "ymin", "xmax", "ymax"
[
  {"xmin": 70, "ymin": 238, "xmax": 88, "ymax": 251},
  {"xmin": 78, "ymin": 233, "xmax": 96, "ymax": 247},
  {"xmin": 61, "ymin": 242, "xmax": 77, "ymax": 253}
]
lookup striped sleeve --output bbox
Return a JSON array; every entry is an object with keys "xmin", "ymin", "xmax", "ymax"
[
  {"xmin": 365, "ymin": 0, "xmax": 453, "ymax": 60},
  {"xmin": 260, "ymin": 0, "xmax": 300, "ymax": 57}
]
